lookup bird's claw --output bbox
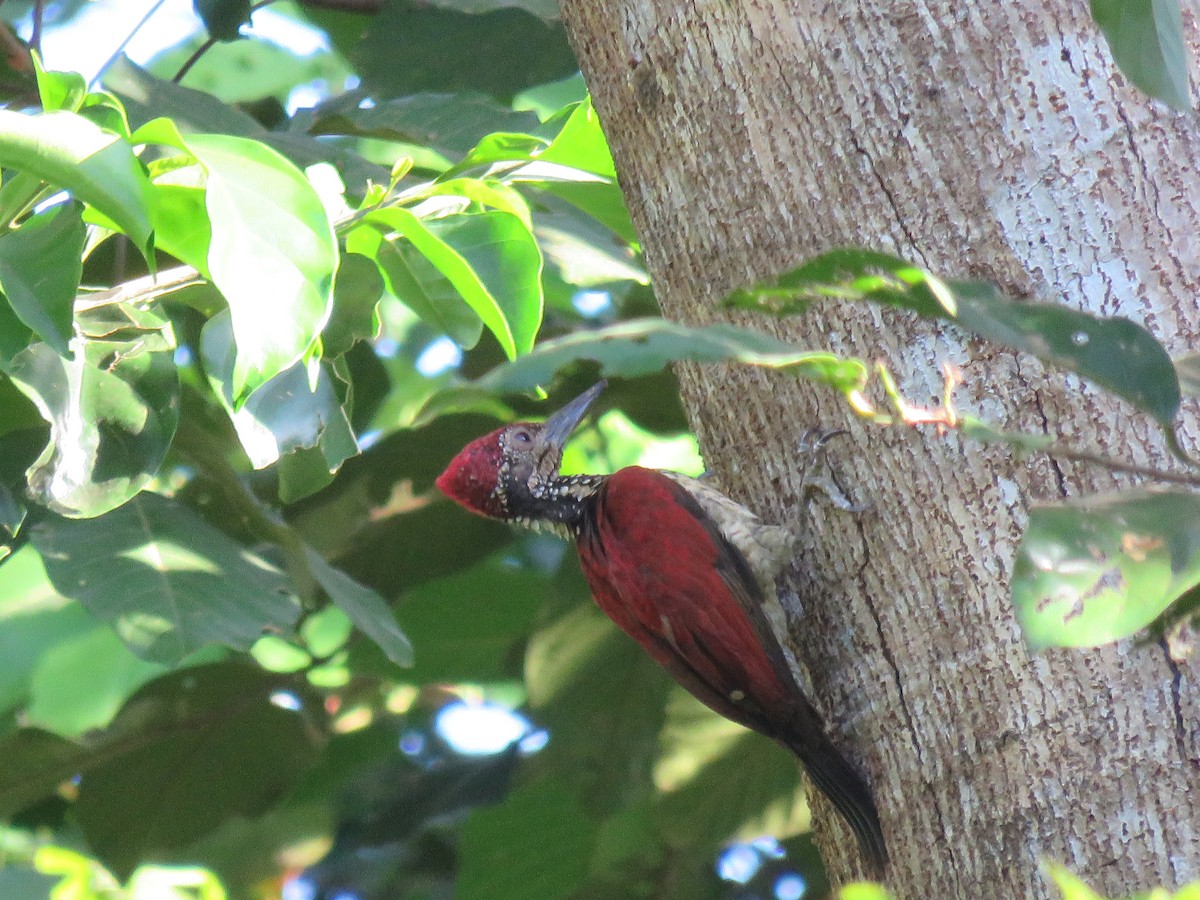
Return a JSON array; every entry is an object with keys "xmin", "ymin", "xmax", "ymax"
[
  {"xmin": 797, "ymin": 429, "xmax": 870, "ymax": 514},
  {"xmin": 797, "ymin": 428, "xmax": 849, "ymax": 456}
]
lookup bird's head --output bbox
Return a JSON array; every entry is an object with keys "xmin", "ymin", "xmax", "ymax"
[{"xmin": 436, "ymin": 381, "xmax": 607, "ymax": 523}]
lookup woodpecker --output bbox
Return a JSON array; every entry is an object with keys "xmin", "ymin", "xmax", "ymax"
[{"xmin": 435, "ymin": 381, "xmax": 888, "ymax": 872}]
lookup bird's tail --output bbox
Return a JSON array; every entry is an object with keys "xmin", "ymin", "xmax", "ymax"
[{"xmin": 783, "ymin": 726, "xmax": 888, "ymax": 874}]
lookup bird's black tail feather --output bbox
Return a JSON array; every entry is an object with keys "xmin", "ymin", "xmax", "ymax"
[{"xmin": 783, "ymin": 727, "xmax": 888, "ymax": 874}]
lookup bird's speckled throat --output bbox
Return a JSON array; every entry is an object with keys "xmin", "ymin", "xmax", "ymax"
[{"xmin": 506, "ymin": 472, "xmax": 607, "ymax": 540}]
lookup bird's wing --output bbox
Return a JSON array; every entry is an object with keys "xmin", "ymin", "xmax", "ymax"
[
  {"xmin": 577, "ymin": 466, "xmax": 802, "ymax": 733},
  {"xmin": 578, "ymin": 467, "xmax": 887, "ymax": 872}
]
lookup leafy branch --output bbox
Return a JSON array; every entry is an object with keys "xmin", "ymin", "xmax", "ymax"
[
  {"xmin": 863, "ymin": 359, "xmax": 1200, "ymax": 488},
  {"xmin": 172, "ymin": 0, "xmax": 281, "ymax": 85},
  {"xmin": 722, "ymin": 248, "xmax": 1200, "ymax": 650}
]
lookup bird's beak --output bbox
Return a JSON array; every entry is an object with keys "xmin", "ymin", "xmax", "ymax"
[{"xmin": 540, "ymin": 380, "xmax": 607, "ymax": 450}]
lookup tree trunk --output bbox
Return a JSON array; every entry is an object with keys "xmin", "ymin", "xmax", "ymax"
[{"xmin": 558, "ymin": 1, "xmax": 1200, "ymax": 896}]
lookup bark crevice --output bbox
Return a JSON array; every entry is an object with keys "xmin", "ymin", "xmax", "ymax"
[
  {"xmin": 1159, "ymin": 636, "xmax": 1190, "ymax": 765},
  {"xmin": 847, "ymin": 130, "xmax": 927, "ymax": 265}
]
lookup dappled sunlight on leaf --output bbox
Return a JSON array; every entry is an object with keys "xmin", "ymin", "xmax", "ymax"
[
  {"xmin": 31, "ymin": 493, "xmax": 299, "ymax": 664},
  {"xmin": 1014, "ymin": 490, "xmax": 1200, "ymax": 648},
  {"xmin": 0, "ymin": 109, "xmax": 153, "ymax": 258},
  {"xmin": 729, "ymin": 249, "xmax": 1181, "ymax": 433},
  {"xmin": 476, "ymin": 318, "xmax": 868, "ymax": 399},
  {"xmin": 7, "ymin": 328, "xmax": 179, "ymax": 518}
]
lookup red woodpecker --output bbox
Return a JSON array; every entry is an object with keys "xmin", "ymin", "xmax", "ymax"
[{"xmin": 436, "ymin": 381, "xmax": 887, "ymax": 872}]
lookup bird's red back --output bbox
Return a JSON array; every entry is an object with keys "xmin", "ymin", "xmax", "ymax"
[{"xmin": 575, "ymin": 466, "xmax": 795, "ymax": 735}]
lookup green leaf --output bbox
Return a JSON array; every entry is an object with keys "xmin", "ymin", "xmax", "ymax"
[
  {"xmin": 0, "ymin": 727, "xmax": 87, "ymax": 818},
  {"xmin": 366, "ymin": 208, "xmax": 543, "ymax": 358},
  {"xmin": 0, "ymin": 481, "xmax": 24, "ymax": 539},
  {"xmin": 146, "ymin": 178, "xmax": 211, "ymax": 274},
  {"xmin": 408, "ymin": 385, "xmax": 516, "ymax": 427},
  {"xmin": 1044, "ymin": 862, "xmax": 1106, "ymax": 900},
  {"xmin": 194, "ymin": 0, "xmax": 251, "ymax": 41},
  {"xmin": 71, "ymin": 663, "xmax": 325, "ymax": 880},
  {"xmin": 305, "ymin": 548, "xmax": 413, "ymax": 667},
  {"xmin": 838, "ymin": 884, "xmax": 894, "ymax": 900},
  {"xmin": 728, "ymin": 249, "xmax": 1181, "ymax": 431},
  {"xmin": 474, "ymin": 317, "xmax": 868, "ymax": 397},
  {"xmin": 105, "ymin": 57, "xmax": 387, "ymax": 191},
  {"xmin": 354, "ymin": 2, "xmax": 577, "ymax": 102},
  {"xmin": 310, "ymin": 92, "xmax": 543, "ymax": 159},
  {"xmin": 434, "ymin": 0, "xmax": 560, "ymax": 18},
  {"xmin": 30, "ymin": 493, "xmax": 300, "ymax": 664},
  {"xmin": 653, "ymin": 690, "xmax": 805, "ymax": 847},
  {"xmin": 382, "ymin": 551, "xmax": 545, "ymax": 683},
  {"xmin": 288, "ymin": 411, "xmax": 514, "ymax": 555},
  {"xmin": 0, "ymin": 370, "xmax": 42, "ymax": 437},
  {"xmin": 514, "ymin": 73, "xmax": 588, "ymax": 118},
  {"xmin": 446, "ymin": 131, "xmax": 550, "ymax": 177},
  {"xmin": 525, "ymin": 571, "xmax": 671, "ymax": 811},
  {"xmin": 149, "ymin": 33, "xmax": 349, "ymax": 106},
  {"xmin": 1091, "ymin": 0, "xmax": 1191, "ymax": 110},
  {"xmin": 7, "ymin": 326, "xmax": 180, "ymax": 518},
  {"xmin": 533, "ymin": 192, "xmax": 646, "ymax": 287},
  {"xmin": 201, "ymin": 310, "xmax": 357, "ymax": 480},
  {"xmin": 457, "ymin": 779, "xmax": 598, "ymax": 900},
  {"xmin": 80, "ymin": 89, "xmax": 133, "ymax": 138},
  {"xmin": 952, "ymin": 281, "xmax": 1179, "ymax": 430},
  {"xmin": 34, "ymin": 846, "xmax": 111, "ymax": 896},
  {"xmin": 0, "ymin": 201, "xmax": 85, "ymax": 357},
  {"xmin": 586, "ymin": 803, "xmax": 660, "ymax": 886},
  {"xmin": 106, "ymin": 56, "xmax": 263, "ymax": 134},
  {"xmin": 0, "ymin": 544, "xmax": 97, "ymax": 717},
  {"xmin": 134, "ymin": 119, "xmax": 338, "ymax": 399},
  {"xmin": 26, "ymin": 625, "xmax": 167, "ymax": 737},
  {"xmin": 0, "ymin": 110, "xmax": 153, "ymax": 258},
  {"xmin": 33, "ymin": 59, "xmax": 86, "ymax": 113},
  {"xmin": 0, "ymin": 292, "xmax": 32, "ymax": 366},
  {"xmin": 334, "ymin": 501, "xmax": 513, "ymax": 598},
  {"xmin": 426, "ymin": 210, "xmax": 543, "ymax": 355},
  {"xmin": 348, "ymin": 222, "xmax": 484, "ymax": 350},
  {"xmin": 464, "ymin": 100, "xmax": 636, "ymax": 243},
  {"xmin": 537, "ymin": 99, "xmax": 616, "ymax": 179},
  {"xmin": 191, "ymin": 133, "xmax": 337, "ymax": 398},
  {"xmin": 534, "ymin": 178, "xmax": 638, "ymax": 246},
  {"xmin": 420, "ymin": 177, "xmax": 535, "ymax": 230},
  {"xmin": 324, "ymin": 252, "xmax": 384, "ymax": 356},
  {"xmin": 1013, "ymin": 490, "xmax": 1200, "ymax": 649}
]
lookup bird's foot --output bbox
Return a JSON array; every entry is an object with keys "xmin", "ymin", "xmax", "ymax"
[{"xmin": 797, "ymin": 429, "xmax": 870, "ymax": 514}]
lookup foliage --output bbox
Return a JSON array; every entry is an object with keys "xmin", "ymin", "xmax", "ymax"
[
  {"xmin": 1090, "ymin": 0, "xmax": 1191, "ymax": 110},
  {"xmin": 729, "ymin": 248, "xmax": 1200, "ymax": 649},
  {"xmin": 1044, "ymin": 863, "xmax": 1200, "ymax": 900},
  {"xmin": 0, "ymin": 4, "xmax": 816, "ymax": 898},
  {"xmin": 0, "ymin": 0, "xmax": 1194, "ymax": 897}
]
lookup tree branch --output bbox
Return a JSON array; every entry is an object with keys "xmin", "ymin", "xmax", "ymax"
[
  {"xmin": 1040, "ymin": 442, "xmax": 1200, "ymax": 488},
  {"xmin": 75, "ymin": 264, "xmax": 202, "ymax": 313},
  {"xmin": 172, "ymin": 0, "xmax": 281, "ymax": 84},
  {"xmin": 29, "ymin": 0, "xmax": 42, "ymax": 56}
]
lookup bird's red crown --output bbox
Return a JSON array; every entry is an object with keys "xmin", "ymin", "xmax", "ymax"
[{"xmin": 435, "ymin": 426, "xmax": 514, "ymax": 518}]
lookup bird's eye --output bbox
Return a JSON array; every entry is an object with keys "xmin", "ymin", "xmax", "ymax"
[{"xmin": 512, "ymin": 428, "xmax": 532, "ymax": 445}]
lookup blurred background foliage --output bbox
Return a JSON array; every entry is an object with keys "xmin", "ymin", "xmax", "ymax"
[
  {"xmin": 3, "ymin": 3, "xmax": 1194, "ymax": 898},
  {"xmin": 0, "ymin": 1, "xmax": 830, "ymax": 898}
]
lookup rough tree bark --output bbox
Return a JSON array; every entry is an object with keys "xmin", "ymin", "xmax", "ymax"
[{"xmin": 558, "ymin": 1, "xmax": 1200, "ymax": 897}]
